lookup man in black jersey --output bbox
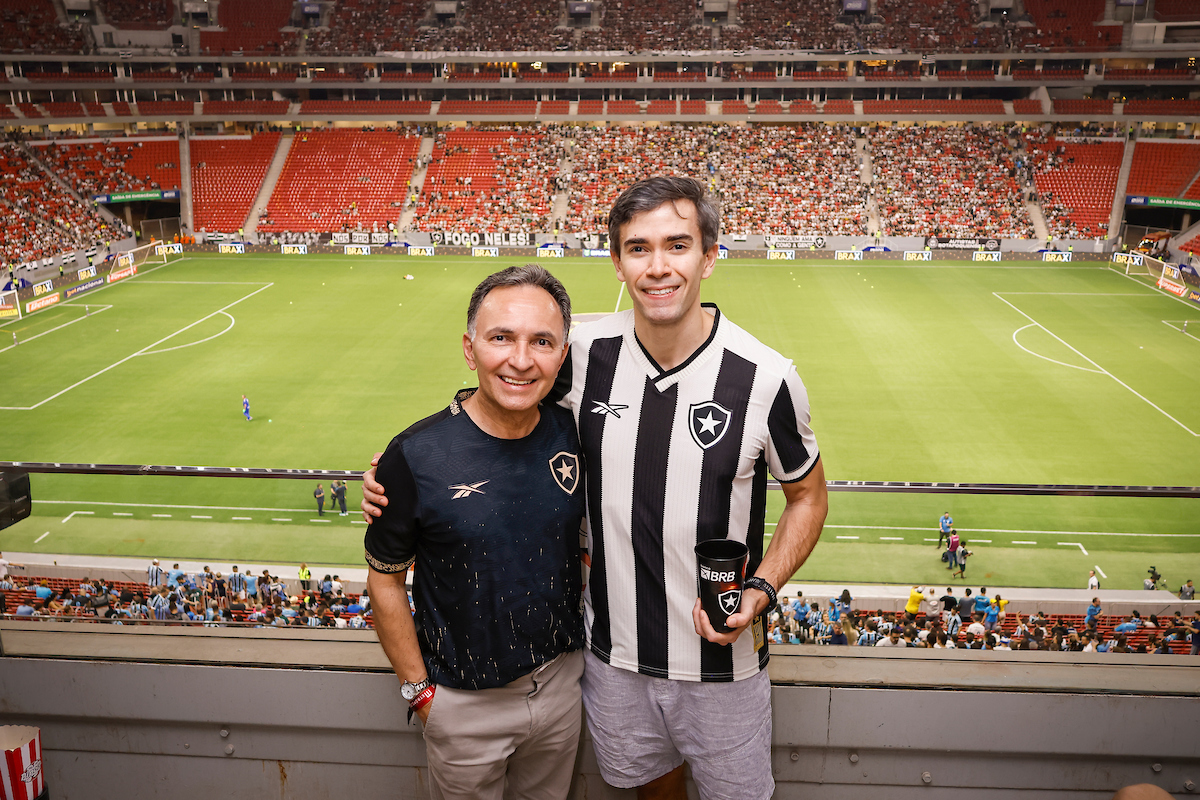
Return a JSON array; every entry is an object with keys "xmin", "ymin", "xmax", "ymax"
[{"xmin": 365, "ymin": 265, "xmax": 586, "ymax": 800}]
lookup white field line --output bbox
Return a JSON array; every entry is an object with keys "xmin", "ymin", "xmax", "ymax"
[
  {"xmin": 61, "ymin": 511, "xmax": 94, "ymax": 523},
  {"xmin": 879, "ymin": 536, "xmax": 904, "ymax": 540},
  {"xmin": 1011, "ymin": 323, "xmax": 1103, "ymax": 373},
  {"xmin": 34, "ymin": 531, "xmax": 49, "ymax": 543},
  {"xmin": 140, "ymin": 311, "xmax": 235, "ymax": 356},
  {"xmin": 1095, "ymin": 565, "xmax": 1108, "ymax": 579},
  {"xmin": 0, "ymin": 305, "xmax": 113, "ymax": 354},
  {"xmin": 1013, "ymin": 540, "xmax": 1038, "ymax": 545},
  {"xmin": 0, "ymin": 258, "xmax": 185, "ymax": 333},
  {"xmin": 767, "ymin": 521, "xmax": 1200, "ymax": 539},
  {"xmin": 112, "ymin": 512, "xmax": 132, "ymax": 517},
  {"xmin": 995, "ymin": 292, "xmax": 1199, "ymax": 437},
  {"xmin": 1161, "ymin": 319, "xmax": 1200, "ymax": 343},
  {"xmin": 190, "ymin": 515, "xmax": 212, "ymax": 519},
  {"xmin": 37, "ymin": 500, "xmax": 346, "ymax": 513},
  {"xmin": 310, "ymin": 519, "xmax": 331, "ymax": 523},
  {"xmin": 272, "ymin": 518, "xmax": 292, "ymax": 522},
  {"xmin": 0, "ymin": 283, "xmax": 272, "ymax": 411},
  {"xmin": 231, "ymin": 516, "xmax": 252, "ymax": 521},
  {"xmin": 351, "ymin": 520, "xmax": 368, "ymax": 525},
  {"xmin": 1059, "ymin": 542, "xmax": 1089, "ymax": 555},
  {"xmin": 613, "ymin": 283, "xmax": 625, "ymax": 314},
  {"xmin": 835, "ymin": 535, "xmax": 860, "ymax": 540},
  {"xmin": 1110, "ymin": 265, "xmax": 1200, "ymax": 311},
  {"xmin": 151, "ymin": 514, "xmax": 171, "ymax": 518},
  {"xmin": 972, "ymin": 539, "xmax": 993, "ymax": 543}
]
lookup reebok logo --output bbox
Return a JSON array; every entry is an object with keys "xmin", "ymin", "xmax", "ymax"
[
  {"xmin": 590, "ymin": 401, "xmax": 629, "ymax": 418},
  {"xmin": 448, "ymin": 481, "xmax": 488, "ymax": 499}
]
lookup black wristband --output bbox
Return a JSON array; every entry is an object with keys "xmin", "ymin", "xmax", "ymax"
[{"xmin": 744, "ymin": 576, "xmax": 778, "ymax": 614}]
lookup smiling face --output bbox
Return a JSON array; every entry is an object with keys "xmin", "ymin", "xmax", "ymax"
[
  {"xmin": 462, "ymin": 284, "xmax": 568, "ymax": 429},
  {"xmin": 611, "ymin": 198, "xmax": 717, "ymax": 331}
]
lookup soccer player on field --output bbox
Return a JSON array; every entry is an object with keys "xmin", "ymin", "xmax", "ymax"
[
  {"xmin": 364, "ymin": 177, "xmax": 827, "ymax": 800},
  {"xmin": 241, "ymin": 394, "xmax": 252, "ymax": 421}
]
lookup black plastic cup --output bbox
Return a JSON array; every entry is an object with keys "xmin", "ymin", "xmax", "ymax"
[{"xmin": 695, "ymin": 538, "xmax": 749, "ymax": 634}]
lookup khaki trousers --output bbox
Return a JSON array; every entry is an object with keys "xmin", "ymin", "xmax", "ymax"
[{"xmin": 422, "ymin": 648, "xmax": 584, "ymax": 800}]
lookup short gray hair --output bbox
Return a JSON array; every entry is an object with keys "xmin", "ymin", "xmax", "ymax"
[{"xmin": 466, "ymin": 264, "xmax": 572, "ymax": 342}]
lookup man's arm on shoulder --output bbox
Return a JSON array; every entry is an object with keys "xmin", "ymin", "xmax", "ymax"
[{"xmin": 693, "ymin": 458, "xmax": 828, "ymax": 645}]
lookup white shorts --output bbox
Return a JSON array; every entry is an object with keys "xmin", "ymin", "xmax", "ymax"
[{"xmin": 580, "ymin": 649, "xmax": 774, "ymax": 799}]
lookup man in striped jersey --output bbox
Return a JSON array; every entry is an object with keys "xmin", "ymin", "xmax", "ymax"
[
  {"xmin": 146, "ymin": 558, "xmax": 165, "ymax": 588},
  {"xmin": 363, "ymin": 177, "xmax": 827, "ymax": 799}
]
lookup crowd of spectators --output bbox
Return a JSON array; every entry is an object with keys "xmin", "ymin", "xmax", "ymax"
[
  {"xmin": 0, "ymin": 143, "xmax": 128, "ymax": 267},
  {"xmin": 769, "ymin": 587, "xmax": 1200, "ymax": 655},
  {"xmin": 0, "ymin": 0, "xmax": 86, "ymax": 55},
  {"xmin": 578, "ymin": 0, "xmax": 712, "ymax": 52},
  {"xmin": 868, "ymin": 123, "xmax": 1034, "ymax": 238},
  {"xmin": 561, "ymin": 123, "xmax": 866, "ymax": 236},
  {"xmin": 35, "ymin": 139, "xmax": 180, "ymax": 197},
  {"xmin": 1021, "ymin": 125, "xmax": 1122, "ymax": 238},
  {"xmin": 433, "ymin": 0, "xmax": 574, "ymax": 52},
  {"xmin": 1, "ymin": 567, "xmax": 375, "ymax": 630},
  {"xmin": 96, "ymin": 0, "xmax": 176, "ymax": 29},
  {"xmin": 412, "ymin": 128, "xmax": 564, "ymax": 232}
]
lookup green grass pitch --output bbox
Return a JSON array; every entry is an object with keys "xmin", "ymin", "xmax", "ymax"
[{"xmin": 1, "ymin": 251, "xmax": 1198, "ymax": 590}]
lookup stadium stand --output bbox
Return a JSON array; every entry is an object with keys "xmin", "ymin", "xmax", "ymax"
[
  {"xmin": 540, "ymin": 100, "xmax": 570, "ymax": 114},
  {"xmin": 578, "ymin": 0, "xmax": 711, "ymax": 51},
  {"xmin": 199, "ymin": 0, "xmax": 299, "ymax": 55},
  {"xmin": 305, "ymin": 0, "xmax": 432, "ymax": 54},
  {"xmin": 794, "ymin": 70, "xmax": 848, "ymax": 81},
  {"xmin": 297, "ymin": 100, "xmax": 431, "ymax": 116},
  {"xmin": 438, "ymin": 100, "xmax": 538, "ymax": 116},
  {"xmin": 1014, "ymin": 0, "xmax": 1122, "ymax": 51},
  {"xmin": 232, "ymin": 71, "xmax": 299, "ymax": 82},
  {"xmin": 722, "ymin": 0, "xmax": 844, "ymax": 51},
  {"xmin": 1125, "ymin": 141, "xmax": 1200, "ymax": 198},
  {"xmin": 37, "ymin": 139, "xmax": 182, "ymax": 197},
  {"xmin": 647, "ymin": 99, "xmax": 678, "ymax": 115},
  {"xmin": 201, "ymin": 100, "xmax": 291, "ymax": 116},
  {"xmin": 0, "ymin": 105, "xmax": 16, "ymax": 120},
  {"xmin": 379, "ymin": 70, "xmax": 435, "ymax": 82},
  {"xmin": 0, "ymin": 0, "xmax": 86, "ymax": 54},
  {"xmin": 413, "ymin": 129, "xmax": 561, "ymax": 232},
  {"xmin": 0, "ymin": 143, "xmax": 128, "ymax": 266},
  {"xmin": 576, "ymin": 100, "xmax": 604, "ymax": 115},
  {"xmin": 789, "ymin": 100, "xmax": 819, "ymax": 114},
  {"xmin": 722, "ymin": 100, "xmax": 750, "ymax": 115},
  {"xmin": 870, "ymin": 124, "xmax": 1033, "ymax": 238},
  {"xmin": 584, "ymin": 71, "xmax": 637, "ymax": 82},
  {"xmin": 823, "ymin": 100, "xmax": 854, "ymax": 114},
  {"xmin": 137, "ymin": 100, "xmax": 195, "ymax": 116},
  {"xmin": 258, "ymin": 130, "xmax": 420, "ymax": 233},
  {"xmin": 191, "ymin": 132, "xmax": 282, "ymax": 233},
  {"xmin": 97, "ymin": 0, "xmax": 176, "ymax": 29},
  {"xmin": 607, "ymin": 100, "xmax": 640, "ymax": 116},
  {"xmin": 26, "ymin": 70, "xmax": 115, "ymax": 83},
  {"xmin": 1052, "ymin": 98, "xmax": 1115, "ymax": 116},
  {"xmin": 753, "ymin": 100, "xmax": 783, "ymax": 115},
  {"xmin": 1154, "ymin": 0, "xmax": 1200, "ymax": 19},
  {"xmin": 1123, "ymin": 99, "xmax": 1200, "ymax": 116},
  {"xmin": 111, "ymin": 101, "xmax": 133, "ymax": 117},
  {"xmin": 434, "ymin": 0, "xmax": 572, "ymax": 52},
  {"xmin": 1026, "ymin": 132, "xmax": 1123, "ymax": 238},
  {"xmin": 654, "ymin": 71, "xmax": 706, "ymax": 82},
  {"xmin": 520, "ymin": 71, "xmax": 569, "ymax": 82},
  {"xmin": 84, "ymin": 102, "xmax": 107, "ymax": 116},
  {"xmin": 41, "ymin": 102, "xmax": 85, "ymax": 118},
  {"xmin": 1104, "ymin": 68, "xmax": 1194, "ymax": 80},
  {"xmin": 1013, "ymin": 98, "xmax": 1045, "ymax": 116},
  {"xmin": 863, "ymin": 99, "xmax": 1005, "ymax": 115},
  {"xmin": 16, "ymin": 104, "xmax": 43, "ymax": 119},
  {"xmin": 681, "ymin": 100, "xmax": 707, "ymax": 114},
  {"xmin": 448, "ymin": 70, "xmax": 503, "ymax": 82}
]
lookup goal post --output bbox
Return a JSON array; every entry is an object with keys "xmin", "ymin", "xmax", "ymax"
[
  {"xmin": 0, "ymin": 288, "xmax": 20, "ymax": 321},
  {"xmin": 1111, "ymin": 251, "xmax": 1166, "ymax": 279},
  {"xmin": 114, "ymin": 240, "xmax": 184, "ymax": 272}
]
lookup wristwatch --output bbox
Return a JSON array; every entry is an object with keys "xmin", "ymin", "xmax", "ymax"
[
  {"xmin": 400, "ymin": 677, "xmax": 431, "ymax": 702},
  {"xmin": 744, "ymin": 576, "xmax": 778, "ymax": 614}
]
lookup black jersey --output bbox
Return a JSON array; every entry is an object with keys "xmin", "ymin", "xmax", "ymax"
[{"xmin": 365, "ymin": 389, "xmax": 586, "ymax": 690}]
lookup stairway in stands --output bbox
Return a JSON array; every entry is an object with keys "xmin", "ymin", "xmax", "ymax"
[{"xmin": 244, "ymin": 132, "xmax": 293, "ymax": 239}]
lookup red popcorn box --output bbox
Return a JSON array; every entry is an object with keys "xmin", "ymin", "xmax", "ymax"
[{"xmin": 0, "ymin": 726, "xmax": 46, "ymax": 800}]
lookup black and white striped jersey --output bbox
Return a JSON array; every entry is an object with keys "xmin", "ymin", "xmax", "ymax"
[{"xmin": 558, "ymin": 303, "xmax": 820, "ymax": 682}]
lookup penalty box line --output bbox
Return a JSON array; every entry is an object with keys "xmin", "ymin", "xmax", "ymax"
[
  {"xmin": 0, "ymin": 282, "xmax": 273, "ymax": 411},
  {"xmin": 994, "ymin": 292, "xmax": 1199, "ymax": 437}
]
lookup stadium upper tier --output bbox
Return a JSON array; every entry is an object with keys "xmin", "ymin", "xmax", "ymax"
[{"xmin": 1, "ymin": 0, "xmax": 1197, "ymax": 55}]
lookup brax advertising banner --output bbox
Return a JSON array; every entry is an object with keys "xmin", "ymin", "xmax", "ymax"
[
  {"xmin": 431, "ymin": 231, "xmax": 536, "ymax": 247},
  {"xmin": 926, "ymin": 237, "xmax": 1000, "ymax": 251}
]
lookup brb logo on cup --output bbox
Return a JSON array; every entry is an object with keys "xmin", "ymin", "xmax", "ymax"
[{"xmin": 699, "ymin": 564, "xmax": 738, "ymax": 584}]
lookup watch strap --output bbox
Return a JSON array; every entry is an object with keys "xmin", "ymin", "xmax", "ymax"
[
  {"xmin": 744, "ymin": 576, "xmax": 778, "ymax": 614},
  {"xmin": 406, "ymin": 684, "xmax": 435, "ymax": 724}
]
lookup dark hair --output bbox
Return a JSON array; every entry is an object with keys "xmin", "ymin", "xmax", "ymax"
[
  {"xmin": 607, "ymin": 176, "xmax": 720, "ymax": 255},
  {"xmin": 466, "ymin": 264, "xmax": 571, "ymax": 342}
]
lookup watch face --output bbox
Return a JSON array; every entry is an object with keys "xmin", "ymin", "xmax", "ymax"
[{"xmin": 401, "ymin": 684, "xmax": 417, "ymax": 700}]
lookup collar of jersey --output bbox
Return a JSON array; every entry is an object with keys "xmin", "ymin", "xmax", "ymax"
[{"xmin": 629, "ymin": 303, "xmax": 722, "ymax": 388}]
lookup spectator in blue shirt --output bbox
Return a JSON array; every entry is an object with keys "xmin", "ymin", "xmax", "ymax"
[
  {"xmin": 34, "ymin": 581, "xmax": 53, "ymax": 600},
  {"xmin": 1085, "ymin": 598, "xmax": 1103, "ymax": 626},
  {"xmin": 974, "ymin": 588, "xmax": 991, "ymax": 616},
  {"xmin": 167, "ymin": 564, "xmax": 185, "ymax": 588}
]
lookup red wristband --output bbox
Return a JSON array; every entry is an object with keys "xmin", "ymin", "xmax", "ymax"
[{"xmin": 409, "ymin": 684, "xmax": 435, "ymax": 711}]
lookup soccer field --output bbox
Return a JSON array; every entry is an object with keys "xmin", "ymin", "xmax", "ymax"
[{"xmin": 2, "ymin": 252, "xmax": 1198, "ymax": 589}]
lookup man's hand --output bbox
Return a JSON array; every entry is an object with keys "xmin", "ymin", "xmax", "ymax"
[
  {"xmin": 360, "ymin": 452, "xmax": 385, "ymax": 523},
  {"xmin": 416, "ymin": 697, "xmax": 433, "ymax": 725},
  {"xmin": 691, "ymin": 589, "xmax": 769, "ymax": 646}
]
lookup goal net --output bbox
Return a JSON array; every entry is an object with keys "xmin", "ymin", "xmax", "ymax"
[
  {"xmin": 0, "ymin": 288, "xmax": 20, "ymax": 321},
  {"xmin": 1113, "ymin": 251, "xmax": 1166, "ymax": 279},
  {"xmin": 114, "ymin": 240, "xmax": 184, "ymax": 273}
]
